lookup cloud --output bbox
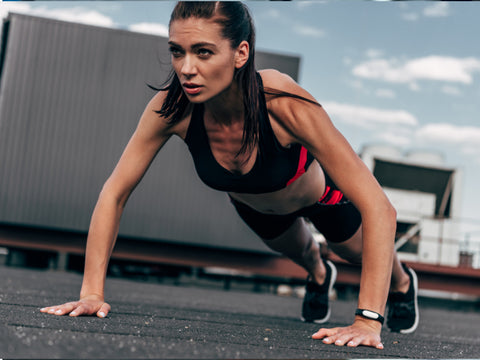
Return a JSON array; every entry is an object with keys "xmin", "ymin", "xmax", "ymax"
[
  {"xmin": 375, "ymin": 88, "xmax": 396, "ymax": 99},
  {"xmin": 416, "ymin": 123, "xmax": 480, "ymax": 145},
  {"xmin": 423, "ymin": 2, "xmax": 450, "ymax": 18},
  {"xmin": 264, "ymin": 8, "xmax": 281, "ymax": 19},
  {"xmin": 293, "ymin": 24, "xmax": 325, "ymax": 38},
  {"xmin": 296, "ymin": 1, "xmax": 327, "ymax": 10},
  {"xmin": 353, "ymin": 56, "xmax": 480, "ymax": 86},
  {"xmin": 0, "ymin": 3, "xmax": 31, "ymax": 20},
  {"xmin": 365, "ymin": 49, "xmax": 384, "ymax": 59},
  {"xmin": 376, "ymin": 131, "xmax": 411, "ymax": 147},
  {"xmin": 323, "ymin": 101, "xmax": 418, "ymax": 129},
  {"xmin": 441, "ymin": 85, "xmax": 462, "ymax": 96},
  {"xmin": 1, "ymin": 4, "xmax": 115, "ymax": 28},
  {"xmin": 400, "ymin": 2, "xmax": 449, "ymax": 22},
  {"xmin": 415, "ymin": 123, "xmax": 480, "ymax": 164},
  {"xmin": 401, "ymin": 12, "xmax": 420, "ymax": 22},
  {"xmin": 129, "ymin": 23, "xmax": 169, "ymax": 37},
  {"xmin": 42, "ymin": 7, "xmax": 115, "ymax": 28}
]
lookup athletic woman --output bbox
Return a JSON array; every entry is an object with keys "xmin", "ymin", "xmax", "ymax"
[{"xmin": 41, "ymin": 2, "xmax": 419, "ymax": 349}]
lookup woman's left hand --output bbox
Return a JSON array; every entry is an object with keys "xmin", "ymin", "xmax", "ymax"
[{"xmin": 312, "ymin": 319, "xmax": 384, "ymax": 349}]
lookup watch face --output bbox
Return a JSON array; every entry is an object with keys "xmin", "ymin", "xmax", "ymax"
[{"xmin": 362, "ymin": 310, "xmax": 379, "ymax": 319}]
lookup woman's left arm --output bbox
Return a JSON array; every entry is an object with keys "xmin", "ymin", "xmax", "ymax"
[{"xmin": 264, "ymin": 70, "xmax": 397, "ymax": 348}]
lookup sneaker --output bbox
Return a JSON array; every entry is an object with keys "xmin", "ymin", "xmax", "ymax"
[
  {"xmin": 387, "ymin": 265, "xmax": 419, "ymax": 334},
  {"xmin": 301, "ymin": 259, "xmax": 337, "ymax": 324}
]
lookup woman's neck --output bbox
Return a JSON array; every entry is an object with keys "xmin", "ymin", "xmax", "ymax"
[{"xmin": 204, "ymin": 81, "xmax": 244, "ymax": 126}]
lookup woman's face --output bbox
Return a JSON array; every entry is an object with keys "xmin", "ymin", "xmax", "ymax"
[{"xmin": 169, "ymin": 17, "xmax": 247, "ymax": 103}]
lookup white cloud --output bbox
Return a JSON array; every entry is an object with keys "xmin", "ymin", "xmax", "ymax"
[
  {"xmin": 409, "ymin": 82, "xmax": 421, "ymax": 92},
  {"xmin": 129, "ymin": 23, "xmax": 168, "ymax": 37},
  {"xmin": 365, "ymin": 49, "xmax": 384, "ymax": 59},
  {"xmin": 343, "ymin": 57, "xmax": 353, "ymax": 66},
  {"xmin": 293, "ymin": 24, "xmax": 325, "ymax": 38},
  {"xmin": 349, "ymin": 80, "xmax": 365, "ymax": 90},
  {"xmin": 1, "ymin": 4, "xmax": 115, "ymax": 28},
  {"xmin": 323, "ymin": 101, "xmax": 418, "ymax": 129},
  {"xmin": 0, "ymin": 3, "xmax": 31, "ymax": 20},
  {"xmin": 376, "ymin": 132, "xmax": 411, "ymax": 147},
  {"xmin": 400, "ymin": 2, "xmax": 449, "ymax": 22},
  {"xmin": 38, "ymin": 7, "xmax": 114, "ymax": 27},
  {"xmin": 441, "ymin": 85, "xmax": 462, "ymax": 96},
  {"xmin": 353, "ymin": 56, "xmax": 480, "ymax": 86},
  {"xmin": 296, "ymin": 1, "xmax": 326, "ymax": 10},
  {"xmin": 423, "ymin": 2, "xmax": 450, "ymax": 18},
  {"xmin": 264, "ymin": 9, "xmax": 281, "ymax": 19},
  {"xmin": 401, "ymin": 12, "xmax": 419, "ymax": 22},
  {"xmin": 462, "ymin": 146, "xmax": 480, "ymax": 156},
  {"xmin": 416, "ymin": 123, "xmax": 480, "ymax": 145},
  {"xmin": 375, "ymin": 88, "xmax": 396, "ymax": 99}
]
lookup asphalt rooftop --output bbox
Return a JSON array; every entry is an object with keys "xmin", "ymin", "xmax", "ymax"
[{"xmin": 1, "ymin": 265, "xmax": 479, "ymax": 359}]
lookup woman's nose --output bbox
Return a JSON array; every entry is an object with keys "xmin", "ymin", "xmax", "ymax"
[{"xmin": 181, "ymin": 55, "xmax": 197, "ymax": 77}]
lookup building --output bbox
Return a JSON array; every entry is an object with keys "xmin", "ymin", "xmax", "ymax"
[
  {"xmin": 0, "ymin": 13, "xmax": 300, "ymax": 256},
  {"xmin": 360, "ymin": 144, "xmax": 470, "ymax": 267}
]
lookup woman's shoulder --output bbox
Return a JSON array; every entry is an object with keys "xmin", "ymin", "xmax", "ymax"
[
  {"xmin": 259, "ymin": 69, "xmax": 318, "ymax": 106},
  {"xmin": 258, "ymin": 69, "xmax": 296, "ymax": 90},
  {"xmin": 143, "ymin": 91, "xmax": 193, "ymax": 140},
  {"xmin": 259, "ymin": 69, "xmax": 319, "ymax": 120},
  {"xmin": 259, "ymin": 69, "xmax": 329, "ymax": 146}
]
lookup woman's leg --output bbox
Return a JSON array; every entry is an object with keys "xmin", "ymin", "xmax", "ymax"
[
  {"xmin": 229, "ymin": 197, "xmax": 328, "ymax": 285},
  {"xmin": 259, "ymin": 217, "xmax": 327, "ymax": 285}
]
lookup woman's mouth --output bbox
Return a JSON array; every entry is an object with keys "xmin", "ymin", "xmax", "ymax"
[{"xmin": 183, "ymin": 83, "xmax": 202, "ymax": 95}]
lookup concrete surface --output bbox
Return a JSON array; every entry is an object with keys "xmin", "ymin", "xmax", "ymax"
[{"xmin": 1, "ymin": 265, "xmax": 479, "ymax": 359}]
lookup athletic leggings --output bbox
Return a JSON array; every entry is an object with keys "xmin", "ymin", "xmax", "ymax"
[{"xmin": 229, "ymin": 177, "xmax": 362, "ymax": 243}]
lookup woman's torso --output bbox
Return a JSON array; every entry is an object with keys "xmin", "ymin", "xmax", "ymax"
[{"xmin": 172, "ymin": 71, "xmax": 327, "ymax": 215}]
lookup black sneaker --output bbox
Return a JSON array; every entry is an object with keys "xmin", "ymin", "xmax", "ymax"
[
  {"xmin": 301, "ymin": 260, "xmax": 337, "ymax": 324},
  {"xmin": 387, "ymin": 265, "xmax": 419, "ymax": 334}
]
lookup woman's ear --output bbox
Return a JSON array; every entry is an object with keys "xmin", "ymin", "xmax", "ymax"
[{"xmin": 235, "ymin": 40, "xmax": 250, "ymax": 69}]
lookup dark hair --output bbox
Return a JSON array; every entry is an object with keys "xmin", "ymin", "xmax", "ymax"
[{"xmin": 155, "ymin": 1, "xmax": 319, "ymax": 156}]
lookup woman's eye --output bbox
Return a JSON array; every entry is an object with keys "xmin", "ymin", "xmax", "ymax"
[
  {"xmin": 198, "ymin": 49, "xmax": 213, "ymax": 57},
  {"xmin": 169, "ymin": 47, "xmax": 183, "ymax": 57}
]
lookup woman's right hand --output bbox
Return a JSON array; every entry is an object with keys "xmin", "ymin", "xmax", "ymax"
[{"xmin": 40, "ymin": 294, "xmax": 111, "ymax": 318}]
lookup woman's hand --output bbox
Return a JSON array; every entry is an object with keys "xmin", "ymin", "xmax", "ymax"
[
  {"xmin": 40, "ymin": 294, "xmax": 111, "ymax": 318},
  {"xmin": 312, "ymin": 318, "xmax": 384, "ymax": 349}
]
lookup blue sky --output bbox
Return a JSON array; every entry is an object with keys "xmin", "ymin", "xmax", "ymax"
[{"xmin": 1, "ymin": 1, "xmax": 480, "ymax": 225}]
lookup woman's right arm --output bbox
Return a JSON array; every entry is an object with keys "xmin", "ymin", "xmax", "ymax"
[{"xmin": 40, "ymin": 92, "xmax": 175, "ymax": 317}]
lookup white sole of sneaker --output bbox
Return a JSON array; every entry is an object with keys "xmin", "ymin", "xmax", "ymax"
[{"xmin": 399, "ymin": 267, "xmax": 419, "ymax": 334}]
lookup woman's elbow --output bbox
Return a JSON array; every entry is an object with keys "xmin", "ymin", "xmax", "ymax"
[
  {"xmin": 381, "ymin": 197, "xmax": 397, "ymax": 231},
  {"xmin": 98, "ymin": 179, "xmax": 131, "ymax": 210}
]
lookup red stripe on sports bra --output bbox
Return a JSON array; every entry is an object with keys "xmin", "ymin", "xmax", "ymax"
[{"xmin": 286, "ymin": 146, "xmax": 308, "ymax": 187}]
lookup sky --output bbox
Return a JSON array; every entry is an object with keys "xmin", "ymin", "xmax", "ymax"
[{"xmin": 1, "ymin": 1, "xmax": 479, "ymax": 232}]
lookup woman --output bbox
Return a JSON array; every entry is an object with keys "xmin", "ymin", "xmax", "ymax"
[{"xmin": 41, "ymin": 2, "xmax": 419, "ymax": 349}]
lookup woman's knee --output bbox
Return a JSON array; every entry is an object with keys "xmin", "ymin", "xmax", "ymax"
[
  {"xmin": 326, "ymin": 224, "xmax": 363, "ymax": 265},
  {"xmin": 261, "ymin": 218, "xmax": 316, "ymax": 257}
]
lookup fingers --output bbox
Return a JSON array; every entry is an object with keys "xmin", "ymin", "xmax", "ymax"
[
  {"xmin": 69, "ymin": 303, "xmax": 89, "ymax": 317},
  {"xmin": 96, "ymin": 302, "xmax": 111, "ymax": 318},
  {"xmin": 40, "ymin": 302, "xmax": 79, "ymax": 316},
  {"xmin": 312, "ymin": 326, "xmax": 383, "ymax": 349},
  {"xmin": 40, "ymin": 300, "xmax": 111, "ymax": 318}
]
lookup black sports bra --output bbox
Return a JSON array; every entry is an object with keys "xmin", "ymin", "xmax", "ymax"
[{"xmin": 184, "ymin": 74, "xmax": 315, "ymax": 194}]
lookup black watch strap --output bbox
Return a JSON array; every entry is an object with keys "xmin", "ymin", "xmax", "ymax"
[{"xmin": 355, "ymin": 308, "xmax": 385, "ymax": 325}]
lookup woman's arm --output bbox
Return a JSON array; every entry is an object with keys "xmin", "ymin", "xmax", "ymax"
[
  {"xmin": 263, "ymin": 70, "xmax": 397, "ymax": 347},
  {"xmin": 41, "ymin": 91, "xmax": 177, "ymax": 317}
]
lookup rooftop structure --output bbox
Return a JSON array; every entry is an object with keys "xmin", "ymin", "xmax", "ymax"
[{"xmin": 359, "ymin": 144, "xmax": 480, "ymax": 268}]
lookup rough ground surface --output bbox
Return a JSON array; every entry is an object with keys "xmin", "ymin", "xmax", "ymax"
[{"xmin": 1, "ymin": 266, "xmax": 479, "ymax": 359}]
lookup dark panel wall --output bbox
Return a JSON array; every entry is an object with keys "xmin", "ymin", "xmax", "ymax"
[{"xmin": 0, "ymin": 14, "xmax": 300, "ymax": 253}]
